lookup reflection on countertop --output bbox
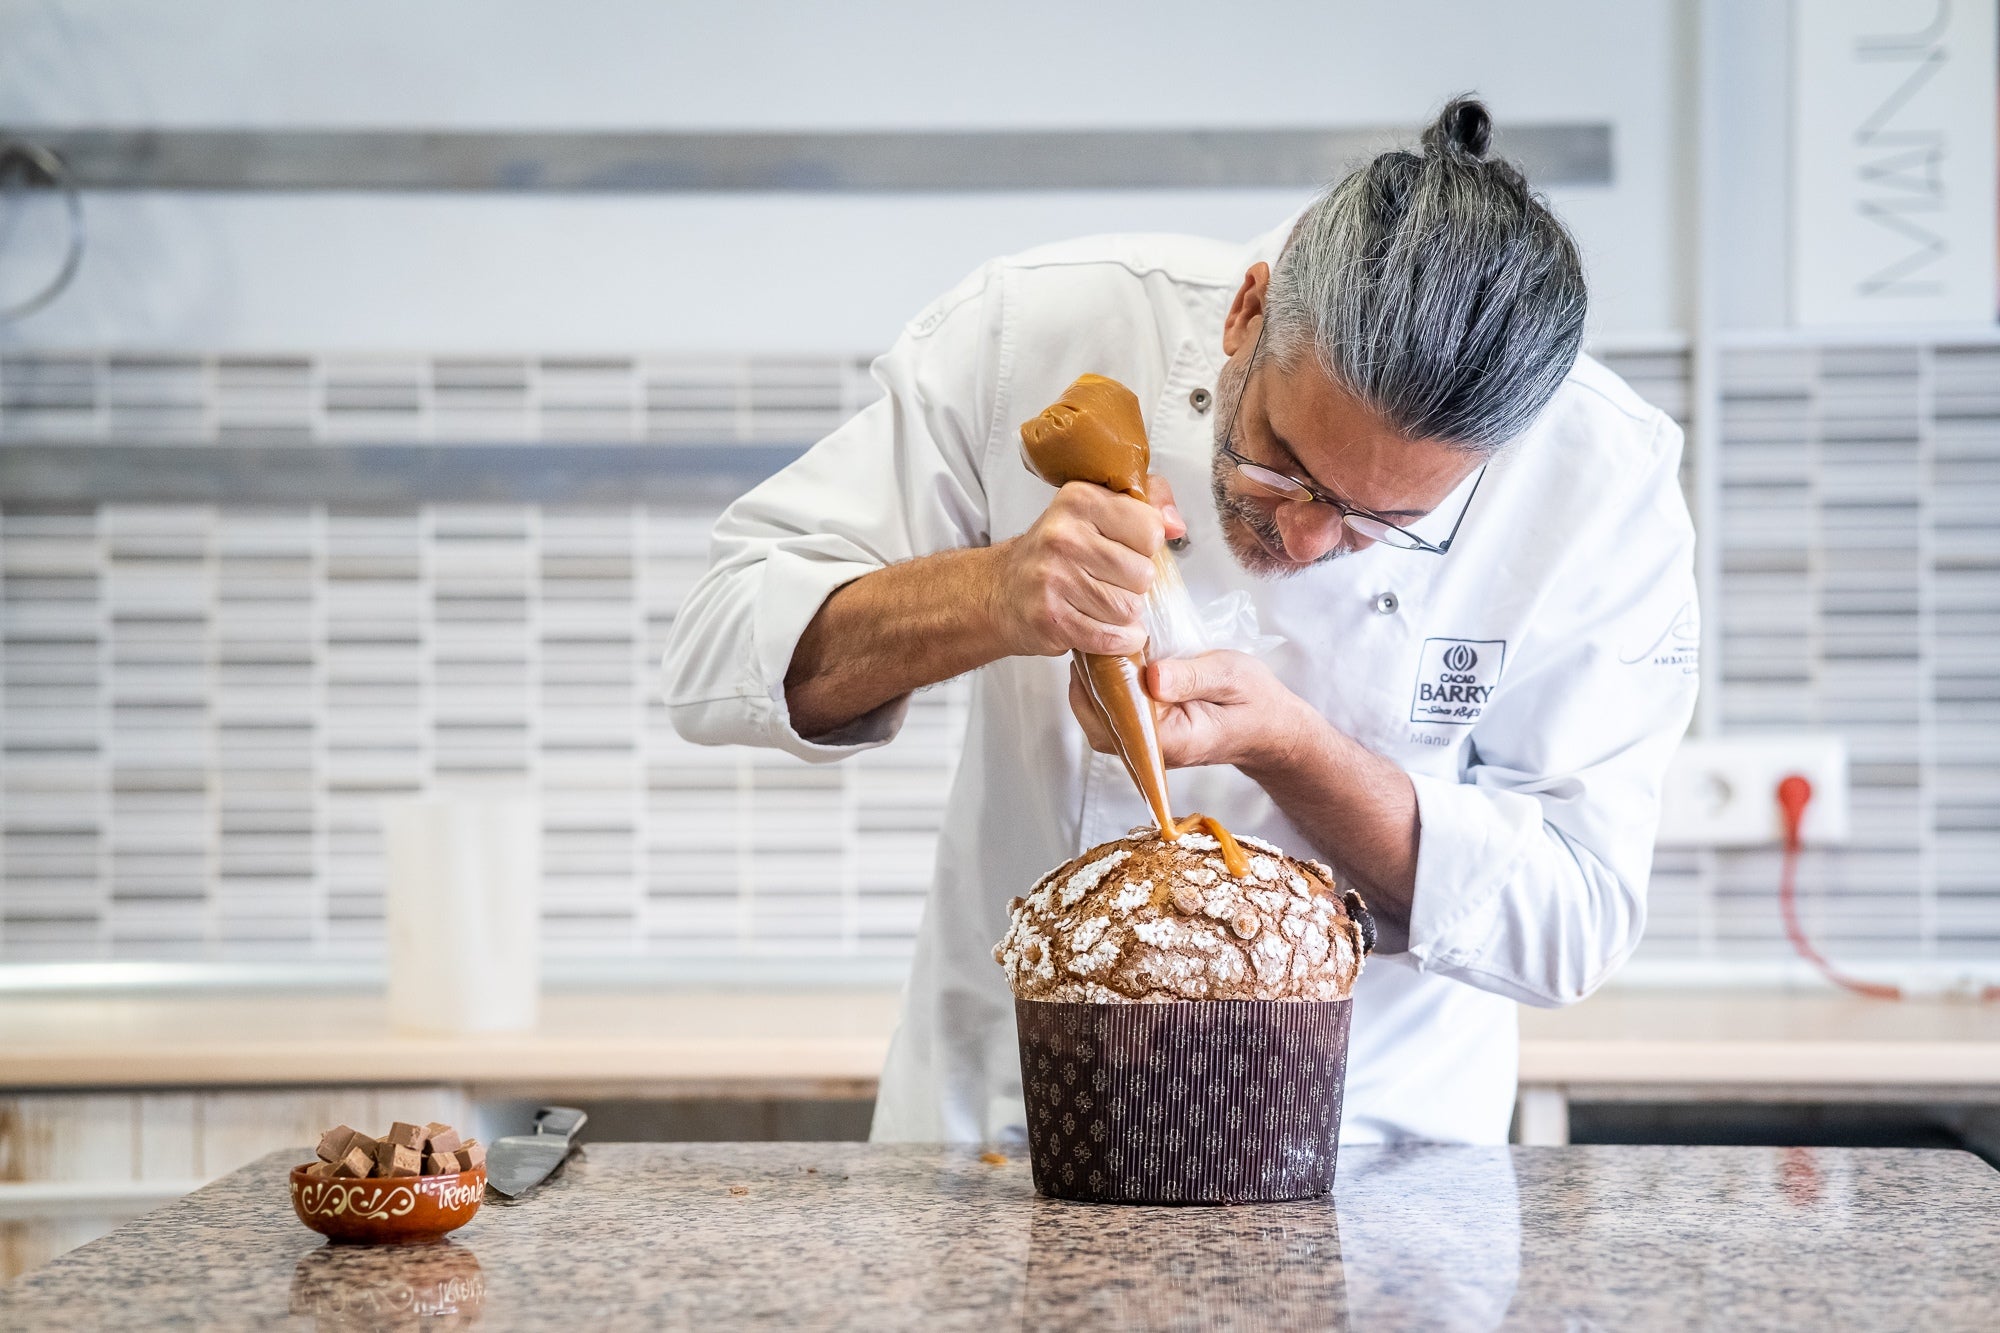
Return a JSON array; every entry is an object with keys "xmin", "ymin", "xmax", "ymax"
[
  {"xmin": 1, "ymin": 1142, "xmax": 1995, "ymax": 1330},
  {"xmin": 289, "ymin": 1241, "xmax": 484, "ymax": 1329}
]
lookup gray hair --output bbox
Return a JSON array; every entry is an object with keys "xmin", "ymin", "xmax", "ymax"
[{"xmin": 1263, "ymin": 96, "xmax": 1587, "ymax": 455}]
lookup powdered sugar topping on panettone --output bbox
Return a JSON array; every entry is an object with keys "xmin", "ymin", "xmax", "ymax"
[{"xmin": 994, "ymin": 827, "xmax": 1371, "ymax": 1003}]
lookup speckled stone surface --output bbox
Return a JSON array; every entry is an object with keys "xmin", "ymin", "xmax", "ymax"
[{"xmin": 2, "ymin": 1143, "xmax": 1995, "ymax": 1330}]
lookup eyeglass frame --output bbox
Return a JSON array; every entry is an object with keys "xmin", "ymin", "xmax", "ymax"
[{"xmin": 1216, "ymin": 321, "xmax": 1486, "ymax": 556}]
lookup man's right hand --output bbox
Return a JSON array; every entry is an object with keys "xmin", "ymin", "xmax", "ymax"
[
  {"xmin": 783, "ymin": 474, "xmax": 1185, "ymax": 739},
  {"xmin": 986, "ymin": 478, "xmax": 1185, "ymax": 659}
]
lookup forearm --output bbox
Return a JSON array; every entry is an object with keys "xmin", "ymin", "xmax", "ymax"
[
  {"xmin": 1240, "ymin": 708, "xmax": 1420, "ymax": 943},
  {"xmin": 784, "ymin": 543, "xmax": 1013, "ymax": 740}
]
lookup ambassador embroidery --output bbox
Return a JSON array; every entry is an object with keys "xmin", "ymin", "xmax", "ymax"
[{"xmin": 1620, "ymin": 600, "xmax": 1700, "ymax": 676}]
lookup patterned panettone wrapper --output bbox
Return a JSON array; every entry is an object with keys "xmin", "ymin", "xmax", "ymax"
[{"xmin": 1015, "ymin": 997, "xmax": 1351, "ymax": 1204}]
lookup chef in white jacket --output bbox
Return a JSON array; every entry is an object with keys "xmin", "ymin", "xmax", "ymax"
[{"xmin": 661, "ymin": 98, "xmax": 1699, "ymax": 1145}]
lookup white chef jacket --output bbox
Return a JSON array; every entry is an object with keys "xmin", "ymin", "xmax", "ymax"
[{"xmin": 660, "ymin": 221, "xmax": 1699, "ymax": 1145}]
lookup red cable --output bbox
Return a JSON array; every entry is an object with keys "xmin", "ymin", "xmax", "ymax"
[
  {"xmin": 1774, "ymin": 775, "xmax": 2000, "ymax": 1002},
  {"xmin": 1773, "ymin": 775, "xmax": 1905, "ymax": 1001}
]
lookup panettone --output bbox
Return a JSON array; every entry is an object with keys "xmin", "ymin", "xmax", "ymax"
[{"xmin": 995, "ymin": 827, "xmax": 1373, "ymax": 1004}]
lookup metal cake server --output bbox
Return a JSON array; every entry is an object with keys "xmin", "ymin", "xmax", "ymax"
[{"xmin": 486, "ymin": 1105, "xmax": 588, "ymax": 1199}]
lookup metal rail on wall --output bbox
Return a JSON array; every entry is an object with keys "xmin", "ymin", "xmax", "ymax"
[{"xmin": 0, "ymin": 124, "xmax": 1614, "ymax": 193}]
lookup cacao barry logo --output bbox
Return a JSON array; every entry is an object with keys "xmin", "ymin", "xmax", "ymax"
[{"xmin": 1410, "ymin": 637, "xmax": 1506, "ymax": 726}]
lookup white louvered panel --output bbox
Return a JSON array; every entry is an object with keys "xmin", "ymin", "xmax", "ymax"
[
  {"xmin": 642, "ymin": 362, "xmax": 741, "ymax": 445},
  {"xmin": 639, "ymin": 506, "xmax": 745, "ymax": 955},
  {"xmin": 744, "ymin": 753, "xmax": 849, "ymax": 954},
  {"xmin": 1928, "ymin": 345, "xmax": 2000, "ymax": 962},
  {"xmin": 104, "ymin": 356, "xmax": 207, "ymax": 441},
  {"xmin": 213, "ymin": 358, "xmax": 312, "ymax": 444},
  {"xmin": 433, "ymin": 358, "xmax": 532, "ymax": 442},
  {"xmin": 742, "ymin": 359, "xmax": 855, "ymax": 445},
  {"xmin": 537, "ymin": 506, "xmax": 641, "ymax": 951},
  {"xmin": 320, "ymin": 509, "xmax": 423, "ymax": 953},
  {"xmin": 211, "ymin": 508, "xmax": 320, "ymax": 953},
  {"xmin": 1666, "ymin": 341, "xmax": 1981, "ymax": 974},
  {"xmin": 0, "ymin": 354, "xmax": 881, "ymax": 449},
  {"xmin": 428, "ymin": 506, "xmax": 535, "ymax": 781},
  {"xmin": 0, "ymin": 509, "xmax": 105, "ymax": 959},
  {"xmin": 851, "ymin": 684, "xmax": 966, "ymax": 953},
  {"xmin": 536, "ymin": 358, "xmax": 640, "ymax": 443},
  {"xmin": 319, "ymin": 357, "xmax": 426, "ymax": 443},
  {"xmin": 0, "ymin": 355, "xmax": 98, "ymax": 440},
  {"xmin": 102, "ymin": 506, "xmax": 212, "ymax": 957}
]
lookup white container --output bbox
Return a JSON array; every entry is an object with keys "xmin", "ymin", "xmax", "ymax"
[{"xmin": 382, "ymin": 792, "xmax": 541, "ymax": 1034}]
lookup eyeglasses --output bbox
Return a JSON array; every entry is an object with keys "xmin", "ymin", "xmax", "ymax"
[{"xmin": 1217, "ymin": 323, "xmax": 1485, "ymax": 555}]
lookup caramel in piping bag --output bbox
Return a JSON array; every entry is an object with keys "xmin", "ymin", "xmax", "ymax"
[{"xmin": 1020, "ymin": 374, "xmax": 1248, "ymax": 877}]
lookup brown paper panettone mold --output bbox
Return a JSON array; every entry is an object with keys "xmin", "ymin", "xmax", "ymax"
[{"xmin": 1014, "ymin": 997, "xmax": 1351, "ymax": 1203}]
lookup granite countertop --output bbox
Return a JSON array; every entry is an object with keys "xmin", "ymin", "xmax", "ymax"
[{"xmin": 3, "ymin": 1142, "xmax": 1995, "ymax": 1330}]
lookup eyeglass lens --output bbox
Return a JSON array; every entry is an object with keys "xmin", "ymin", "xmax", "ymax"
[
  {"xmin": 1235, "ymin": 462, "xmax": 1313, "ymax": 501},
  {"xmin": 1236, "ymin": 461, "xmax": 1427, "ymax": 549}
]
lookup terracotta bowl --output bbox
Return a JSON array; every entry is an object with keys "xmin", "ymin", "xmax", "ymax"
[{"xmin": 289, "ymin": 1162, "xmax": 486, "ymax": 1244}]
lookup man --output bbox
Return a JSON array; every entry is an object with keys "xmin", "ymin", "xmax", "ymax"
[{"xmin": 661, "ymin": 98, "xmax": 1698, "ymax": 1144}]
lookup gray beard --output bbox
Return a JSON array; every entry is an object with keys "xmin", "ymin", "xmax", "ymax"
[{"xmin": 1207, "ymin": 354, "xmax": 1346, "ymax": 578}]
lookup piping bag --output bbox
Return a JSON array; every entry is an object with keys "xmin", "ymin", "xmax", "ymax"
[{"xmin": 1020, "ymin": 374, "xmax": 1249, "ymax": 877}]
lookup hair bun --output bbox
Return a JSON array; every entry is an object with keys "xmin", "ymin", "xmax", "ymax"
[{"xmin": 1421, "ymin": 96, "xmax": 1492, "ymax": 161}]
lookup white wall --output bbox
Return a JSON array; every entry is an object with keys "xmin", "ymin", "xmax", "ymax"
[
  {"xmin": 1710, "ymin": 0, "xmax": 1794, "ymax": 331},
  {"xmin": 1, "ymin": 0, "xmax": 1693, "ymax": 353}
]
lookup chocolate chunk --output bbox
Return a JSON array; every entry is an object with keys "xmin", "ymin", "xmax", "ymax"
[
  {"xmin": 337, "ymin": 1145, "xmax": 375, "ymax": 1178},
  {"xmin": 423, "ymin": 1122, "xmax": 462, "ymax": 1155},
  {"xmin": 383, "ymin": 1121, "xmax": 425, "ymax": 1151},
  {"xmin": 315, "ymin": 1125, "xmax": 359, "ymax": 1163},
  {"xmin": 455, "ymin": 1140, "xmax": 485, "ymax": 1171},
  {"xmin": 377, "ymin": 1142, "xmax": 424, "ymax": 1177},
  {"xmin": 425, "ymin": 1152, "xmax": 459, "ymax": 1176}
]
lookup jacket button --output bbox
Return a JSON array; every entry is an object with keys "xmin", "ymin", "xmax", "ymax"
[
  {"xmin": 1188, "ymin": 387, "xmax": 1212, "ymax": 413},
  {"xmin": 1371, "ymin": 592, "xmax": 1399, "ymax": 615}
]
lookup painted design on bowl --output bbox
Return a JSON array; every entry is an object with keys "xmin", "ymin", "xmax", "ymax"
[
  {"xmin": 294, "ymin": 1174, "xmax": 483, "ymax": 1220},
  {"xmin": 289, "ymin": 1162, "xmax": 486, "ymax": 1243}
]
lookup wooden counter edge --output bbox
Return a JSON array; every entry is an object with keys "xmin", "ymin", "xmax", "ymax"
[
  {"xmin": 2, "ymin": 1035, "xmax": 1997, "ymax": 1091},
  {"xmin": 1517, "ymin": 1038, "xmax": 2000, "ymax": 1086},
  {"xmin": 0, "ymin": 1037, "xmax": 894, "ymax": 1090}
]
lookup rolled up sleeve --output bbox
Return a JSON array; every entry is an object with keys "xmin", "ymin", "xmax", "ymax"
[
  {"xmin": 1404, "ymin": 415, "xmax": 1700, "ymax": 1007},
  {"xmin": 659, "ymin": 264, "xmax": 1005, "ymax": 762}
]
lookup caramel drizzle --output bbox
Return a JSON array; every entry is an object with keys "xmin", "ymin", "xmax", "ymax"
[{"xmin": 1169, "ymin": 812, "xmax": 1250, "ymax": 879}]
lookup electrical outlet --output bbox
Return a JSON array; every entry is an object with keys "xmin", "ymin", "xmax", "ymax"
[{"xmin": 1654, "ymin": 734, "xmax": 1850, "ymax": 849}]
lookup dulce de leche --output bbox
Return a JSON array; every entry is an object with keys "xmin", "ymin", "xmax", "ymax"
[
  {"xmin": 1018, "ymin": 374, "xmax": 1248, "ymax": 878},
  {"xmin": 1020, "ymin": 373, "xmax": 1151, "ymax": 498}
]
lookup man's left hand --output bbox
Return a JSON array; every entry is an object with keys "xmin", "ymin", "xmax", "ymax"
[{"xmin": 1067, "ymin": 649, "xmax": 1310, "ymax": 773}]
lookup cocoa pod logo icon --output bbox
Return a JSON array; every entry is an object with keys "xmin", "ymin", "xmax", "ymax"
[{"xmin": 1443, "ymin": 643, "xmax": 1479, "ymax": 673}]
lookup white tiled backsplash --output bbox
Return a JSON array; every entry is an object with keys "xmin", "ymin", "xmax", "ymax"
[
  {"xmin": 1651, "ymin": 342, "xmax": 2000, "ymax": 974},
  {"xmin": 2, "ymin": 343, "xmax": 1997, "ymax": 981},
  {"xmin": 0, "ymin": 353, "xmax": 881, "ymax": 445}
]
